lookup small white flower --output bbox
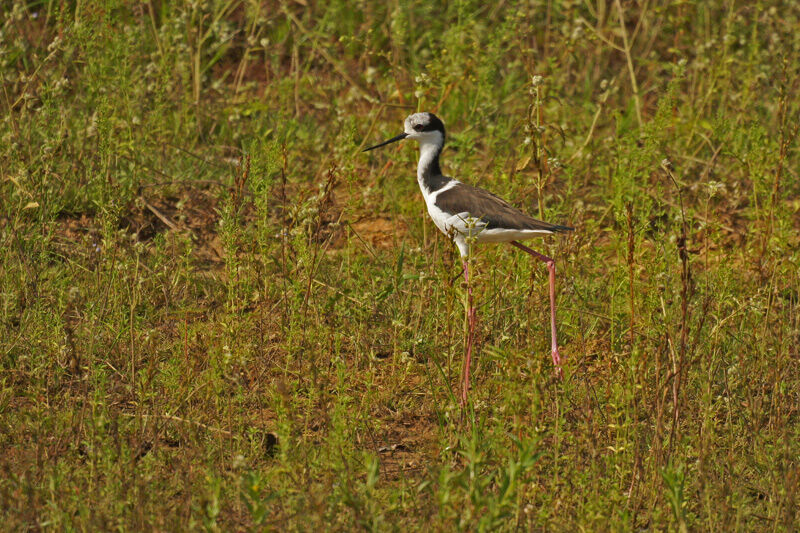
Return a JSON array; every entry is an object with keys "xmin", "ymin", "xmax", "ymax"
[
  {"xmin": 232, "ymin": 454, "xmax": 246, "ymax": 469},
  {"xmin": 47, "ymin": 36, "xmax": 61, "ymax": 52}
]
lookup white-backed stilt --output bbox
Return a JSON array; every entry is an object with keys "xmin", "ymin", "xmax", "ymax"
[{"xmin": 364, "ymin": 112, "xmax": 572, "ymax": 406}]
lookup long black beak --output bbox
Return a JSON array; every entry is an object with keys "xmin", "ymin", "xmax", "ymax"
[{"xmin": 362, "ymin": 132, "xmax": 408, "ymax": 152}]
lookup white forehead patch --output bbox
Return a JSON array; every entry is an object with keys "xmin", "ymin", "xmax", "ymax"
[{"xmin": 405, "ymin": 112, "xmax": 431, "ymax": 131}]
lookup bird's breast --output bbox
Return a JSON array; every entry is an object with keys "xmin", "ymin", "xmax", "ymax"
[{"xmin": 420, "ymin": 179, "xmax": 460, "ymax": 237}]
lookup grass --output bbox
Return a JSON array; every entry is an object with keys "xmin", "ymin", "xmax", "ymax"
[{"xmin": 1, "ymin": 0, "xmax": 799, "ymax": 530}]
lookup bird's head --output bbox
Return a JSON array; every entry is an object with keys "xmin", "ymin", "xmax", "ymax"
[{"xmin": 363, "ymin": 112, "xmax": 446, "ymax": 152}]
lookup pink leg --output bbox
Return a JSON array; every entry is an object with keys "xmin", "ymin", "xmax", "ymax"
[
  {"xmin": 460, "ymin": 259, "xmax": 477, "ymax": 406},
  {"xmin": 510, "ymin": 241, "xmax": 564, "ymax": 377}
]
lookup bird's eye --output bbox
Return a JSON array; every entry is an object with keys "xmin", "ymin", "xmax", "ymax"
[{"xmin": 413, "ymin": 123, "xmax": 424, "ymax": 131}]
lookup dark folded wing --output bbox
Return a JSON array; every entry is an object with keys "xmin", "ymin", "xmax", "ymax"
[{"xmin": 434, "ymin": 182, "xmax": 573, "ymax": 233}]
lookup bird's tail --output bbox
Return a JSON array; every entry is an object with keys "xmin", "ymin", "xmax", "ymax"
[{"xmin": 546, "ymin": 222, "xmax": 574, "ymax": 233}]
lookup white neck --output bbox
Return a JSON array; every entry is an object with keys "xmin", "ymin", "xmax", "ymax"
[
  {"xmin": 416, "ymin": 142, "xmax": 436, "ymax": 176},
  {"xmin": 416, "ymin": 138, "xmax": 443, "ymax": 189}
]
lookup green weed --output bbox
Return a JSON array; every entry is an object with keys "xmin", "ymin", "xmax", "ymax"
[{"xmin": 1, "ymin": 0, "xmax": 798, "ymax": 530}]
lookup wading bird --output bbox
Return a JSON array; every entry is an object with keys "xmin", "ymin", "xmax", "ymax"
[{"xmin": 364, "ymin": 112, "xmax": 572, "ymax": 406}]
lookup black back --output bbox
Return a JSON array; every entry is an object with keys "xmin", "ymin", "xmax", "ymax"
[{"xmin": 435, "ymin": 183, "xmax": 574, "ymax": 233}]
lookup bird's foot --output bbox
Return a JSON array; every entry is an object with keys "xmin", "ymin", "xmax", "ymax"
[
  {"xmin": 551, "ymin": 347, "xmax": 561, "ymax": 366},
  {"xmin": 551, "ymin": 348, "xmax": 563, "ymax": 379}
]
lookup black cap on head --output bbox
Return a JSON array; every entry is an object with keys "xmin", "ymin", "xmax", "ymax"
[{"xmin": 421, "ymin": 113, "xmax": 445, "ymax": 134}]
